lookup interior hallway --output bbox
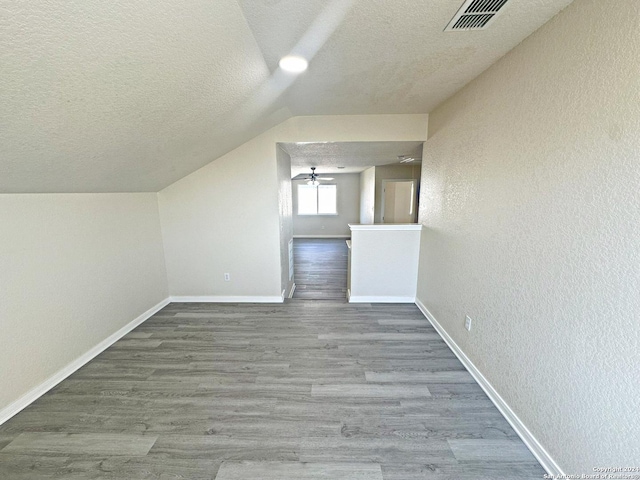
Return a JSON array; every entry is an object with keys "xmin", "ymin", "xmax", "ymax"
[
  {"xmin": 292, "ymin": 239, "xmax": 349, "ymax": 300},
  {"xmin": 0, "ymin": 299, "xmax": 544, "ymax": 479}
]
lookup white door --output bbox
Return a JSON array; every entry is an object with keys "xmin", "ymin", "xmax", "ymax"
[{"xmin": 382, "ymin": 180, "xmax": 417, "ymax": 223}]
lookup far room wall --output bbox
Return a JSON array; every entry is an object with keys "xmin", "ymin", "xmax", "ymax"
[{"xmin": 293, "ymin": 173, "xmax": 360, "ymax": 237}]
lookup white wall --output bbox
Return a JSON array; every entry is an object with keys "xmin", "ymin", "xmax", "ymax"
[
  {"xmin": 416, "ymin": 0, "xmax": 640, "ymax": 471},
  {"xmin": 349, "ymin": 225, "xmax": 421, "ymax": 303},
  {"xmin": 359, "ymin": 167, "xmax": 375, "ymax": 224},
  {"xmin": 374, "ymin": 164, "xmax": 421, "ymax": 223},
  {"xmin": 158, "ymin": 128, "xmax": 284, "ymax": 301},
  {"xmin": 0, "ymin": 193, "xmax": 168, "ymax": 414},
  {"xmin": 159, "ymin": 114, "xmax": 428, "ymax": 301},
  {"xmin": 277, "ymin": 146, "xmax": 294, "ymax": 296},
  {"xmin": 293, "ymin": 173, "xmax": 360, "ymax": 237}
]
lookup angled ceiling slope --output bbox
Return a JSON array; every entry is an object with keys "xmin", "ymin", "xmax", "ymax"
[{"xmin": 1, "ymin": 0, "xmax": 573, "ymax": 193}]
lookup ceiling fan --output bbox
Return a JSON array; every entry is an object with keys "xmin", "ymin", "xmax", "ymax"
[{"xmin": 292, "ymin": 167, "xmax": 334, "ymax": 185}]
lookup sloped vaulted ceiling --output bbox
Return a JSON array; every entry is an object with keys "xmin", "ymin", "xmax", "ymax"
[{"xmin": 0, "ymin": 0, "xmax": 573, "ymax": 193}]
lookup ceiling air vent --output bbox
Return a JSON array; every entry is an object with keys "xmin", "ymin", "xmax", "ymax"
[{"xmin": 445, "ymin": 0, "xmax": 510, "ymax": 31}]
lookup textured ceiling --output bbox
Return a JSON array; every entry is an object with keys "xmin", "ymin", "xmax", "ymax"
[
  {"xmin": 239, "ymin": 0, "xmax": 574, "ymax": 115},
  {"xmin": 1, "ymin": 0, "xmax": 573, "ymax": 192},
  {"xmin": 282, "ymin": 141, "xmax": 423, "ymax": 177}
]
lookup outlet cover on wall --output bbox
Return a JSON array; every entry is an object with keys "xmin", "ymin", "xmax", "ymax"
[
  {"xmin": 224, "ymin": 273, "xmax": 230, "ymax": 282},
  {"xmin": 465, "ymin": 315, "xmax": 472, "ymax": 331}
]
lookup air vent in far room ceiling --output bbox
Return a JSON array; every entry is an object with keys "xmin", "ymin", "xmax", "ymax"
[{"xmin": 445, "ymin": 0, "xmax": 510, "ymax": 31}]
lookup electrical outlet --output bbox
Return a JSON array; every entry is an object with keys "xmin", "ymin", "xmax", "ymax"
[
  {"xmin": 224, "ymin": 273, "xmax": 231, "ymax": 282},
  {"xmin": 321, "ymin": 225, "xmax": 325, "ymax": 230},
  {"xmin": 465, "ymin": 315, "xmax": 472, "ymax": 332}
]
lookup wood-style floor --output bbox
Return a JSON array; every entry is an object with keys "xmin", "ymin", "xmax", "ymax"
[
  {"xmin": 0, "ymin": 240, "xmax": 545, "ymax": 479},
  {"xmin": 292, "ymin": 238, "xmax": 348, "ymax": 300}
]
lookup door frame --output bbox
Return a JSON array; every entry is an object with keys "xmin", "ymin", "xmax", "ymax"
[{"xmin": 381, "ymin": 179, "xmax": 418, "ymax": 223}]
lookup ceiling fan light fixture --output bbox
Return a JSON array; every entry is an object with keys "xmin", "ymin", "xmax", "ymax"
[{"xmin": 296, "ymin": 167, "xmax": 332, "ymax": 185}]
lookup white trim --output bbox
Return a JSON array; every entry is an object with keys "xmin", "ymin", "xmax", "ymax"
[
  {"xmin": 414, "ymin": 297, "xmax": 564, "ymax": 477},
  {"xmin": 0, "ymin": 297, "xmax": 171, "ymax": 427},
  {"xmin": 293, "ymin": 235, "xmax": 350, "ymax": 238},
  {"xmin": 288, "ymin": 283, "xmax": 296, "ymax": 298},
  {"xmin": 349, "ymin": 295, "xmax": 415, "ymax": 303},
  {"xmin": 170, "ymin": 295, "xmax": 284, "ymax": 303},
  {"xmin": 348, "ymin": 224, "xmax": 422, "ymax": 231}
]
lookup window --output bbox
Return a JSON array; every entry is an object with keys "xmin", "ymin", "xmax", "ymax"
[{"xmin": 297, "ymin": 184, "xmax": 337, "ymax": 215}]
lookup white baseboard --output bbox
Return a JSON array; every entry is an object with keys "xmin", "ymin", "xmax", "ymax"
[
  {"xmin": 170, "ymin": 295, "xmax": 284, "ymax": 303},
  {"xmin": 293, "ymin": 235, "xmax": 350, "ymax": 239},
  {"xmin": 288, "ymin": 283, "xmax": 296, "ymax": 298},
  {"xmin": 0, "ymin": 297, "xmax": 171, "ymax": 427},
  {"xmin": 349, "ymin": 295, "xmax": 415, "ymax": 303},
  {"xmin": 414, "ymin": 297, "xmax": 564, "ymax": 477}
]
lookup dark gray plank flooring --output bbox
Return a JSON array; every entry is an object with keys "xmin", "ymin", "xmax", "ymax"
[
  {"xmin": 0, "ymin": 300, "xmax": 545, "ymax": 479},
  {"xmin": 292, "ymin": 238, "xmax": 348, "ymax": 300}
]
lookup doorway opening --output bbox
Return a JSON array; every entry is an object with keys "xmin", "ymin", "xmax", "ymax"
[
  {"xmin": 280, "ymin": 141, "xmax": 423, "ymax": 302},
  {"xmin": 291, "ymin": 239, "xmax": 348, "ymax": 300},
  {"xmin": 381, "ymin": 179, "xmax": 418, "ymax": 223}
]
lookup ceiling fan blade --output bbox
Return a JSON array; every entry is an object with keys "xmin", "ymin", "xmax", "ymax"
[
  {"xmin": 318, "ymin": 177, "xmax": 334, "ymax": 180},
  {"xmin": 291, "ymin": 174, "xmax": 311, "ymax": 180}
]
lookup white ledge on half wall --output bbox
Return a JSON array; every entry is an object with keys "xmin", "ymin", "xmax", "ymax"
[{"xmin": 348, "ymin": 223, "xmax": 423, "ymax": 231}]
